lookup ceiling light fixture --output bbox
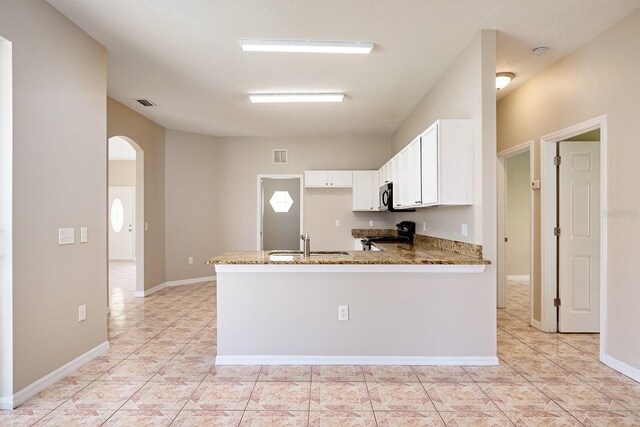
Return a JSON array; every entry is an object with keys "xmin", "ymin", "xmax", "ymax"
[
  {"xmin": 249, "ymin": 93, "xmax": 345, "ymax": 103},
  {"xmin": 241, "ymin": 39, "xmax": 373, "ymax": 54},
  {"xmin": 496, "ymin": 72, "xmax": 515, "ymax": 90},
  {"xmin": 531, "ymin": 46, "xmax": 549, "ymax": 56}
]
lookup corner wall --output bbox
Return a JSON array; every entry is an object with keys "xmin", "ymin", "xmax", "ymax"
[
  {"xmin": 1, "ymin": 0, "xmax": 108, "ymax": 392},
  {"xmin": 497, "ymin": 10, "xmax": 640, "ymax": 372}
]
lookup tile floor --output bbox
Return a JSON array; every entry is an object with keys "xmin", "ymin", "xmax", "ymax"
[{"xmin": 1, "ymin": 275, "xmax": 639, "ymax": 426}]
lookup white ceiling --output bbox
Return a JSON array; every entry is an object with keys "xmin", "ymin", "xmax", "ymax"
[
  {"xmin": 49, "ymin": 0, "xmax": 640, "ymax": 138},
  {"xmin": 108, "ymin": 136, "xmax": 136, "ymax": 160}
]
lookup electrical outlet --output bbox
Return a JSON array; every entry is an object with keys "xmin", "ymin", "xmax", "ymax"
[
  {"xmin": 338, "ymin": 305, "xmax": 349, "ymax": 321},
  {"xmin": 188, "ymin": 256, "xmax": 194, "ymax": 265},
  {"xmin": 144, "ymin": 222, "xmax": 149, "ymax": 231},
  {"xmin": 80, "ymin": 227, "xmax": 88, "ymax": 243},
  {"xmin": 369, "ymin": 220, "xmax": 374, "ymax": 227},
  {"xmin": 78, "ymin": 305, "xmax": 86, "ymax": 322},
  {"xmin": 422, "ymin": 222, "xmax": 427, "ymax": 232},
  {"xmin": 335, "ymin": 219, "xmax": 341, "ymax": 227},
  {"xmin": 461, "ymin": 224, "xmax": 468, "ymax": 237}
]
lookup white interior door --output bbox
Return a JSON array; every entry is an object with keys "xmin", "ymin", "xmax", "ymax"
[
  {"xmin": 558, "ymin": 141, "xmax": 600, "ymax": 332},
  {"xmin": 109, "ymin": 187, "xmax": 135, "ymax": 260}
]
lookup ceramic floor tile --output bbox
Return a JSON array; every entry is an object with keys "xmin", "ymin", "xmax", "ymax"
[
  {"xmin": 310, "ymin": 382, "xmax": 370, "ymax": 411},
  {"xmin": 508, "ymin": 360, "xmax": 582, "ymax": 383},
  {"xmin": 478, "ymin": 382, "xmax": 563, "ymax": 412},
  {"xmin": 247, "ymin": 381, "xmax": 311, "ymax": 411},
  {"xmin": 240, "ymin": 410, "xmax": 309, "ymax": 426},
  {"xmin": 177, "ymin": 340, "xmax": 217, "ymax": 360},
  {"xmin": 33, "ymin": 409, "xmax": 115, "ymax": 426},
  {"xmin": 590, "ymin": 382, "xmax": 640, "ymax": 411},
  {"xmin": 367, "ymin": 382, "xmax": 436, "ymax": 412},
  {"xmin": 258, "ymin": 365, "xmax": 312, "ymax": 382},
  {"xmin": 374, "ymin": 410, "xmax": 445, "ymax": 426},
  {"xmin": 101, "ymin": 409, "xmax": 178, "ymax": 426},
  {"xmin": 413, "ymin": 366, "xmax": 473, "ymax": 383},
  {"xmin": 60, "ymin": 380, "xmax": 145, "ymax": 410},
  {"xmin": 20, "ymin": 380, "xmax": 91, "ymax": 409},
  {"xmin": 129, "ymin": 340, "xmax": 187, "ymax": 361},
  {"xmin": 152, "ymin": 360, "xmax": 213, "ymax": 382},
  {"xmin": 311, "ymin": 365, "xmax": 365, "ymax": 382},
  {"xmin": 121, "ymin": 381, "xmax": 199, "ymax": 411},
  {"xmin": 533, "ymin": 381, "xmax": 629, "ymax": 411},
  {"xmin": 363, "ymin": 365, "xmax": 418, "ymax": 382},
  {"xmin": 562, "ymin": 360, "xmax": 638, "ymax": 383},
  {"xmin": 171, "ymin": 410, "xmax": 243, "ymax": 426},
  {"xmin": 503, "ymin": 410, "xmax": 581, "ymax": 426},
  {"xmin": 463, "ymin": 360, "xmax": 526, "ymax": 383},
  {"xmin": 438, "ymin": 411, "xmax": 514, "ymax": 426},
  {"xmin": 0, "ymin": 409, "xmax": 51, "ymax": 426},
  {"xmin": 104, "ymin": 339, "xmax": 146, "ymax": 358},
  {"xmin": 184, "ymin": 381, "xmax": 254, "ymax": 411},
  {"xmin": 569, "ymin": 410, "xmax": 640, "ymax": 426},
  {"xmin": 423, "ymin": 382, "xmax": 498, "ymax": 412},
  {"xmin": 65, "ymin": 357, "xmax": 124, "ymax": 381},
  {"xmin": 309, "ymin": 410, "xmax": 376, "ymax": 426},
  {"xmin": 99, "ymin": 358, "xmax": 163, "ymax": 382},
  {"xmin": 207, "ymin": 365, "xmax": 262, "ymax": 382}
]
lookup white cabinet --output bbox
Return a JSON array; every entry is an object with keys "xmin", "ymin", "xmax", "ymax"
[
  {"xmin": 353, "ymin": 170, "xmax": 379, "ymax": 211},
  {"xmin": 420, "ymin": 119, "xmax": 473, "ymax": 206},
  {"xmin": 379, "ymin": 160, "xmax": 393, "ymax": 186},
  {"xmin": 304, "ymin": 170, "xmax": 353, "ymax": 188},
  {"xmin": 396, "ymin": 136, "xmax": 422, "ymax": 208}
]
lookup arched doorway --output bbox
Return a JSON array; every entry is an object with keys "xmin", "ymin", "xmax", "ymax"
[{"xmin": 108, "ymin": 136, "xmax": 144, "ymax": 307}]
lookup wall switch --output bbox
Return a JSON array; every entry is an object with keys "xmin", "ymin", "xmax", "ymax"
[
  {"xmin": 422, "ymin": 222, "xmax": 427, "ymax": 232},
  {"xmin": 144, "ymin": 222, "xmax": 149, "ymax": 232},
  {"xmin": 58, "ymin": 228, "xmax": 75, "ymax": 245},
  {"xmin": 338, "ymin": 305, "xmax": 349, "ymax": 321},
  {"xmin": 461, "ymin": 224, "xmax": 468, "ymax": 237},
  {"xmin": 335, "ymin": 219, "xmax": 341, "ymax": 227},
  {"xmin": 531, "ymin": 179, "xmax": 541, "ymax": 190},
  {"xmin": 369, "ymin": 220, "xmax": 374, "ymax": 227},
  {"xmin": 78, "ymin": 305, "xmax": 86, "ymax": 322},
  {"xmin": 80, "ymin": 227, "xmax": 88, "ymax": 243},
  {"xmin": 188, "ymin": 256, "xmax": 194, "ymax": 265}
]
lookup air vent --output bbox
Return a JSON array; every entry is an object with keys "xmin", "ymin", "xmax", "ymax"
[
  {"xmin": 135, "ymin": 99, "xmax": 156, "ymax": 107},
  {"xmin": 273, "ymin": 149, "xmax": 288, "ymax": 164}
]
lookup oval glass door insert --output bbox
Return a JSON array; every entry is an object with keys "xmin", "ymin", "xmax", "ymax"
[{"xmin": 110, "ymin": 198, "xmax": 124, "ymax": 233}]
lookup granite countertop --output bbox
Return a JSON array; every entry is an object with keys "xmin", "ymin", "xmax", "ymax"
[{"xmin": 207, "ymin": 241, "xmax": 490, "ymax": 266}]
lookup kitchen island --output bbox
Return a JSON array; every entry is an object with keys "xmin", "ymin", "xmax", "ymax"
[{"xmin": 207, "ymin": 233, "xmax": 496, "ymax": 366}]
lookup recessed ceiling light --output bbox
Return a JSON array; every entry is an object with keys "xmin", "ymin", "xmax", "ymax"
[
  {"xmin": 241, "ymin": 39, "xmax": 373, "ymax": 54},
  {"xmin": 531, "ymin": 46, "xmax": 549, "ymax": 56},
  {"xmin": 496, "ymin": 72, "xmax": 515, "ymax": 90},
  {"xmin": 250, "ymin": 93, "xmax": 345, "ymax": 103}
]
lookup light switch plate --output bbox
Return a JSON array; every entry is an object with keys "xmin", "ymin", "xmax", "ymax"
[
  {"xmin": 78, "ymin": 305, "xmax": 86, "ymax": 322},
  {"xmin": 80, "ymin": 227, "xmax": 88, "ymax": 243},
  {"xmin": 335, "ymin": 219, "xmax": 341, "ymax": 227},
  {"xmin": 58, "ymin": 228, "xmax": 75, "ymax": 245},
  {"xmin": 144, "ymin": 222, "xmax": 149, "ymax": 231},
  {"xmin": 461, "ymin": 224, "xmax": 468, "ymax": 237},
  {"xmin": 188, "ymin": 257, "xmax": 194, "ymax": 265}
]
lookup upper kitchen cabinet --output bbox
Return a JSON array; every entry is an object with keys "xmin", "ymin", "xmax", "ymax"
[
  {"xmin": 396, "ymin": 136, "xmax": 422, "ymax": 208},
  {"xmin": 304, "ymin": 170, "xmax": 353, "ymax": 188},
  {"xmin": 421, "ymin": 119, "xmax": 474, "ymax": 206},
  {"xmin": 352, "ymin": 170, "xmax": 379, "ymax": 211}
]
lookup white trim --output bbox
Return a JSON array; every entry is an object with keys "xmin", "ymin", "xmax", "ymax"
[
  {"xmin": 507, "ymin": 275, "xmax": 530, "ymax": 282},
  {"xmin": 134, "ymin": 276, "xmax": 216, "ymax": 298},
  {"xmin": 6, "ymin": 341, "xmax": 109, "ymax": 409},
  {"xmin": 214, "ymin": 264, "xmax": 487, "ymax": 274},
  {"xmin": 256, "ymin": 174, "xmax": 304, "ymax": 251},
  {"xmin": 530, "ymin": 319, "xmax": 543, "ymax": 330},
  {"xmin": 216, "ymin": 355, "xmax": 499, "ymax": 366},
  {"xmin": 601, "ymin": 354, "xmax": 640, "ymax": 383},
  {"xmin": 540, "ymin": 115, "xmax": 607, "ymax": 347},
  {"xmin": 0, "ymin": 395, "xmax": 11, "ymax": 410}
]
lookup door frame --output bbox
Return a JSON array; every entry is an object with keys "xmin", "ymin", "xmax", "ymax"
[
  {"xmin": 108, "ymin": 186, "xmax": 136, "ymax": 260},
  {"xmin": 256, "ymin": 174, "xmax": 304, "ymax": 251},
  {"xmin": 497, "ymin": 141, "xmax": 535, "ymax": 327},
  {"xmin": 540, "ymin": 115, "xmax": 607, "ymax": 358}
]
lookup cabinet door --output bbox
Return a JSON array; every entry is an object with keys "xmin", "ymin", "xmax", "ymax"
[
  {"xmin": 421, "ymin": 123, "xmax": 439, "ymax": 205},
  {"xmin": 391, "ymin": 155, "xmax": 402, "ymax": 209},
  {"xmin": 329, "ymin": 171, "xmax": 353, "ymax": 187},
  {"xmin": 305, "ymin": 171, "xmax": 329, "ymax": 187},
  {"xmin": 371, "ymin": 170, "xmax": 380, "ymax": 210},
  {"xmin": 353, "ymin": 171, "xmax": 374, "ymax": 211},
  {"xmin": 406, "ymin": 137, "xmax": 422, "ymax": 206}
]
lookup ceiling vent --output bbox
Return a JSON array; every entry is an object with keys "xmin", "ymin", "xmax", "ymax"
[
  {"xmin": 135, "ymin": 99, "xmax": 156, "ymax": 107},
  {"xmin": 273, "ymin": 149, "xmax": 288, "ymax": 164}
]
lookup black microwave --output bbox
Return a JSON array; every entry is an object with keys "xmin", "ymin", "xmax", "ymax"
[{"xmin": 379, "ymin": 182, "xmax": 415, "ymax": 212}]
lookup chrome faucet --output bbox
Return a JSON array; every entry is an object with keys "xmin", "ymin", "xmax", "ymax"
[{"xmin": 300, "ymin": 232, "xmax": 310, "ymax": 257}]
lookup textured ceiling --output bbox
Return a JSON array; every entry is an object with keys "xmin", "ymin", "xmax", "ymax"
[{"xmin": 49, "ymin": 0, "xmax": 640, "ymax": 137}]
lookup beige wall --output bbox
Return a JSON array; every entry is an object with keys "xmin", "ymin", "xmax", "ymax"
[
  {"xmin": 107, "ymin": 97, "xmax": 166, "ymax": 291},
  {"xmin": 506, "ymin": 151, "xmax": 530, "ymax": 276},
  {"xmin": 164, "ymin": 129, "xmax": 218, "ymax": 281},
  {"xmin": 215, "ymin": 136, "xmax": 395, "ymax": 254},
  {"xmin": 1, "ymin": 0, "xmax": 108, "ymax": 392},
  {"xmin": 108, "ymin": 160, "xmax": 136, "ymax": 187},
  {"xmin": 497, "ymin": 10, "xmax": 640, "ymax": 370}
]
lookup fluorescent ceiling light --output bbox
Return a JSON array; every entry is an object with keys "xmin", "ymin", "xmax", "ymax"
[
  {"xmin": 241, "ymin": 39, "xmax": 373, "ymax": 54},
  {"xmin": 249, "ymin": 93, "xmax": 345, "ymax": 103},
  {"xmin": 496, "ymin": 72, "xmax": 515, "ymax": 90}
]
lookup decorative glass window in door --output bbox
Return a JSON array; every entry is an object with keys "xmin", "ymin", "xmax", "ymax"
[
  {"xmin": 111, "ymin": 198, "xmax": 124, "ymax": 232},
  {"xmin": 269, "ymin": 191, "xmax": 293, "ymax": 213}
]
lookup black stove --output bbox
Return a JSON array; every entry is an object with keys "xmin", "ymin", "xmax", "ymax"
[{"xmin": 361, "ymin": 221, "xmax": 416, "ymax": 250}]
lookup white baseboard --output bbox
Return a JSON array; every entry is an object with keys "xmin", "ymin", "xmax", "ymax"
[
  {"xmin": 215, "ymin": 355, "xmax": 499, "ymax": 366},
  {"xmin": 601, "ymin": 353, "xmax": 640, "ymax": 383},
  {"xmin": 530, "ymin": 318, "xmax": 543, "ymax": 331},
  {"xmin": 135, "ymin": 276, "xmax": 216, "ymax": 298},
  {"xmin": 8, "ymin": 341, "xmax": 109, "ymax": 409},
  {"xmin": 507, "ymin": 275, "xmax": 530, "ymax": 282}
]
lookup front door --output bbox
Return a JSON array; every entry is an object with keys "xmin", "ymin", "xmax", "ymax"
[
  {"xmin": 109, "ymin": 187, "xmax": 135, "ymax": 260},
  {"xmin": 558, "ymin": 141, "xmax": 600, "ymax": 332}
]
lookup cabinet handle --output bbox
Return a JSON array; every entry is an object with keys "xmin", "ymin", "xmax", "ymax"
[
  {"xmin": 415, "ymin": 200, "xmax": 421, "ymax": 204},
  {"xmin": 396, "ymin": 203, "xmax": 401, "ymax": 206}
]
